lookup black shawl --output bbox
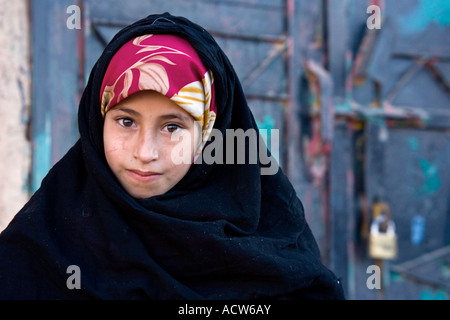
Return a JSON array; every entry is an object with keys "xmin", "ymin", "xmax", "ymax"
[{"xmin": 0, "ymin": 12, "xmax": 344, "ymax": 300}]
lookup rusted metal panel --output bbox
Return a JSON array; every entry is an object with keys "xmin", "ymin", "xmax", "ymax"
[
  {"xmin": 328, "ymin": 0, "xmax": 450, "ymax": 300},
  {"xmin": 86, "ymin": 0, "xmax": 286, "ymax": 38},
  {"xmin": 390, "ymin": 246, "xmax": 450, "ymax": 299},
  {"xmin": 366, "ymin": 125, "xmax": 450, "ymax": 263},
  {"xmin": 329, "ymin": 120, "xmax": 356, "ymax": 284},
  {"xmin": 30, "ymin": 0, "xmax": 83, "ymax": 192}
]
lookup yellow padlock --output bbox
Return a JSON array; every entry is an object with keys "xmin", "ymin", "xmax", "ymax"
[{"xmin": 368, "ymin": 215, "xmax": 398, "ymax": 260}]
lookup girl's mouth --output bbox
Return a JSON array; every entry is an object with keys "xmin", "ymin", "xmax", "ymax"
[{"xmin": 127, "ymin": 169, "xmax": 162, "ymax": 182}]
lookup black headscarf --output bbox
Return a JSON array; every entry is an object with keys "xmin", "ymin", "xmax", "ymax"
[{"xmin": 0, "ymin": 12, "xmax": 344, "ymax": 300}]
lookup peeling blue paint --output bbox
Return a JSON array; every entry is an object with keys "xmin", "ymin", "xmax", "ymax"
[
  {"xmin": 397, "ymin": 0, "xmax": 450, "ymax": 35},
  {"xmin": 256, "ymin": 115, "xmax": 275, "ymax": 145},
  {"xmin": 409, "ymin": 137, "xmax": 441, "ymax": 196},
  {"xmin": 334, "ymin": 101, "xmax": 352, "ymax": 113},
  {"xmin": 411, "ymin": 214, "xmax": 426, "ymax": 245},
  {"xmin": 420, "ymin": 288, "xmax": 447, "ymax": 300},
  {"xmin": 256, "ymin": 115, "xmax": 279, "ymax": 163},
  {"xmin": 32, "ymin": 112, "xmax": 51, "ymax": 193},
  {"xmin": 408, "ymin": 137, "xmax": 419, "ymax": 152},
  {"xmin": 418, "ymin": 158, "xmax": 441, "ymax": 195}
]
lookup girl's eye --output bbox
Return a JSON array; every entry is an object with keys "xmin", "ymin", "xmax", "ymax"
[
  {"xmin": 165, "ymin": 124, "xmax": 182, "ymax": 133},
  {"xmin": 118, "ymin": 118, "xmax": 135, "ymax": 128}
]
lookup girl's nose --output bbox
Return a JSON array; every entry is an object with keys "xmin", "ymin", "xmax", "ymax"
[{"xmin": 134, "ymin": 130, "xmax": 159, "ymax": 163}]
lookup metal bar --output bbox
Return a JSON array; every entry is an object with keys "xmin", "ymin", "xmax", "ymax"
[
  {"xmin": 392, "ymin": 53, "xmax": 450, "ymax": 62},
  {"xmin": 385, "ymin": 57, "xmax": 429, "ymax": 103},
  {"xmin": 90, "ymin": 18, "xmax": 287, "ymax": 44},
  {"xmin": 391, "ymin": 246, "xmax": 450, "ymax": 291},
  {"xmin": 208, "ymin": 30, "xmax": 287, "ymax": 44},
  {"xmin": 242, "ymin": 42, "xmax": 287, "ymax": 87},
  {"xmin": 392, "ymin": 246, "xmax": 450, "ymax": 271},
  {"xmin": 90, "ymin": 23, "xmax": 109, "ymax": 47},
  {"xmin": 245, "ymin": 93, "xmax": 289, "ymax": 102}
]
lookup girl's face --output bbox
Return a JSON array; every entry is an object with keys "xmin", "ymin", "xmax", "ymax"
[{"xmin": 103, "ymin": 90, "xmax": 200, "ymax": 199}]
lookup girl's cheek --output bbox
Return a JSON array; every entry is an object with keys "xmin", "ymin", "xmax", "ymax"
[
  {"xmin": 170, "ymin": 131, "xmax": 196, "ymax": 161},
  {"xmin": 104, "ymin": 134, "xmax": 128, "ymax": 155}
]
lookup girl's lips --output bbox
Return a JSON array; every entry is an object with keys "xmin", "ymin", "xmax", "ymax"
[{"xmin": 127, "ymin": 169, "xmax": 162, "ymax": 182}]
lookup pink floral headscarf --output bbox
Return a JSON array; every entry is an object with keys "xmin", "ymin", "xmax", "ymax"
[{"xmin": 100, "ymin": 34, "xmax": 217, "ymax": 152}]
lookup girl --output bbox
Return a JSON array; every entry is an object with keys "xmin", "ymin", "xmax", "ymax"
[{"xmin": 0, "ymin": 12, "xmax": 344, "ymax": 299}]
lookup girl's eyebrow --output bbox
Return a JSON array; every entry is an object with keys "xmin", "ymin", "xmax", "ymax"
[
  {"xmin": 158, "ymin": 113, "xmax": 192, "ymax": 123},
  {"xmin": 111, "ymin": 107, "xmax": 141, "ymax": 117},
  {"xmin": 111, "ymin": 107, "xmax": 192, "ymax": 122}
]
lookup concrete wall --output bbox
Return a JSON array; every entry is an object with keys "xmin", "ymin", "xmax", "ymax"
[{"xmin": 0, "ymin": 0, "xmax": 31, "ymax": 232}]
